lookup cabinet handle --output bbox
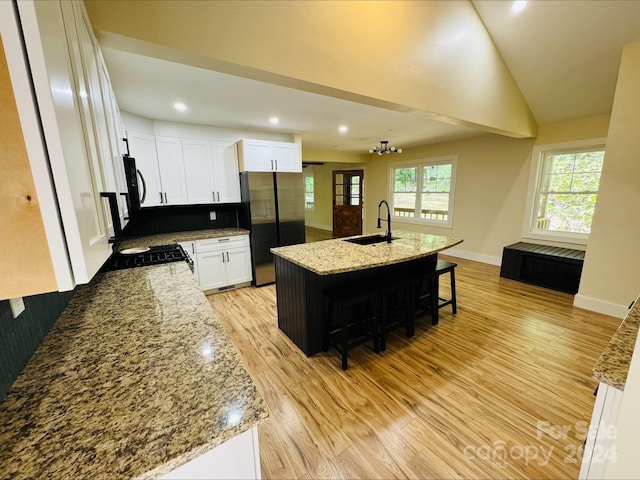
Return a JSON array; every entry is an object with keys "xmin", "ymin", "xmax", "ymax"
[
  {"xmin": 226, "ymin": 252, "xmax": 230, "ymax": 262},
  {"xmin": 221, "ymin": 252, "xmax": 225, "ymax": 263},
  {"xmin": 217, "ymin": 191, "xmax": 220, "ymax": 202},
  {"xmin": 159, "ymin": 192, "xmax": 163, "ymax": 204},
  {"xmin": 275, "ymin": 159, "xmax": 278, "ymax": 170},
  {"xmin": 191, "ymin": 244, "xmax": 195, "ymax": 254},
  {"xmin": 212, "ymin": 191, "xmax": 216, "ymax": 202},
  {"xmin": 271, "ymin": 159, "xmax": 274, "ymax": 171},
  {"xmin": 164, "ymin": 192, "xmax": 168, "ymax": 204},
  {"xmin": 218, "ymin": 238, "xmax": 230, "ymax": 242}
]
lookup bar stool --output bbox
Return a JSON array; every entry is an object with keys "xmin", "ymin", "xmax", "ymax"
[
  {"xmin": 379, "ymin": 275, "xmax": 420, "ymax": 351},
  {"xmin": 415, "ymin": 259, "xmax": 458, "ymax": 325},
  {"xmin": 435, "ymin": 259, "xmax": 458, "ymax": 316},
  {"xmin": 323, "ymin": 287, "xmax": 381, "ymax": 370}
]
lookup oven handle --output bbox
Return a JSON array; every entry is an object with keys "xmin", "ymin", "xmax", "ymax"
[{"xmin": 136, "ymin": 169, "xmax": 147, "ymax": 204}]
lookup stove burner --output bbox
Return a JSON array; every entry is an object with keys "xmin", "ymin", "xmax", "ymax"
[{"xmin": 101, "ymin": 244, "xmax": 192, "ymax": 272}]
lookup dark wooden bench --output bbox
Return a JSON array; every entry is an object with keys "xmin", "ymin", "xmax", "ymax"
[{"xmin": 500, "ymin": 242, "xmax": 585, "ymax": 294}]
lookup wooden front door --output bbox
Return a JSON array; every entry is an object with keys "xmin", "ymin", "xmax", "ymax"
[{"xmin": 332, "ymin": 169, "xmax": 364, "ymax": 238}]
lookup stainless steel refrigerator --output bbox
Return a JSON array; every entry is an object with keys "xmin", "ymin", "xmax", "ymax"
[{"xmin": 239, "ymin": 172, "xmax": 306, "ymax": 286}]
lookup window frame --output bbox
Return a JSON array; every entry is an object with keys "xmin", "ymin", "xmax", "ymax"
[
  {"xmin": 388, "ymin": 155, "xmax": 457, "ymax": 228},
  {"xmin": 304, "ymin": 170, "xmax": 315, "ymax": 212},
  {"xmin": 522, "ymin": 138, "xmax": 606, "ymax": 245}
]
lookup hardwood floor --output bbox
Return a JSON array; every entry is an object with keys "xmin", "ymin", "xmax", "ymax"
[
  {"xmin": 207, "ymin": 256, "xmax": 619, "ymax": 479},
  {"xmin": 305, "ymin": 226, "xmax": 333, "ymax": 243}
]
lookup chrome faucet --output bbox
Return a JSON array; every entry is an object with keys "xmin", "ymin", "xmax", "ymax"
[{"xmin": 377, "ymin": 200, "xmax": 392, "ymax": 243}]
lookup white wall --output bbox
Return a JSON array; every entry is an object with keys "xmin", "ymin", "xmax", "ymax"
[{"xmin": 576, "ymin": 41, "xmax": 640, "ymax": 318}]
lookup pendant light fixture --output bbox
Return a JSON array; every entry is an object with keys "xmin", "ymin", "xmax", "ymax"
[{"xmin": 369, "ymin": 140, "xmax": 402, "ymax": 155}]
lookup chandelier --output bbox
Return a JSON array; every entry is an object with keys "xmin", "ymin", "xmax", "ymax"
[{"xmin": 369, "ymin": 140, "xmax": 402, "ymax": 155}]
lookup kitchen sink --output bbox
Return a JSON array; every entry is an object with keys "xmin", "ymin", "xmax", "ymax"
[{"xmin": 343, "ymin": 234, "xmax": 398, "ymax": 245}]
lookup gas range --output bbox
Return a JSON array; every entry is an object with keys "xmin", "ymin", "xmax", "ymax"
[{"xmin": 101, "ymin": 244, "xmax": 194, "ymax": 272}]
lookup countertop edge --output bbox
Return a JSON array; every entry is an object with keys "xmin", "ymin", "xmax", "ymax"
[{"xmin": 592, "ymin": 296, "xmax": 640, "ymax": 390}]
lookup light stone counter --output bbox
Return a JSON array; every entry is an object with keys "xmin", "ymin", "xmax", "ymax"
[
  {"xmin": 116, "ymin": 228, "xmax": 249, "ymax": 251},
  {"xmin": 271, "ymin": 230, "xmax": 462, "ymax": 275},
  {"xmin": 593, "ymin": 297, "xmax": 640, "ymax": 390},
  {"xmin": 0, "ymin": 262, "xmax": 267, "ymax": 479}
]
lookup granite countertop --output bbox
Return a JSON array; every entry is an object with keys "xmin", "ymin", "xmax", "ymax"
[
  {"xmin": 271, "ymin": 230, "xmax": 462, "ymax": 275},
  {"xmin": 0, "ymin": 262, "xmax": 267, "ymax": 479},
  {"xmin": 593, "ymin": 297, "xmax": 640, "ymax": 390},
  {"xmin": 116, "ymin": 228, "xmax": 249, "ymax": 251}
]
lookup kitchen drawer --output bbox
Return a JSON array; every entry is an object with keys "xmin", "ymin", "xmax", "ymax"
[{"xmin": 196, "ymin": 235, "xmax": 249, "ymax": 253}]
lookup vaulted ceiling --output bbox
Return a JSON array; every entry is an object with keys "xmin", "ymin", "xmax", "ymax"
[{"xmin": 89, "ymin": 1, "xmax": 640, "ymax": 153}]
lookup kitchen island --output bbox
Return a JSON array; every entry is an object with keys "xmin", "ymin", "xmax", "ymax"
[
  {"xmin": 0, "ymin": 261, "xmax": 267, "ymax": 479},
  {"xmin": 271, "ymin": 230, "xmax": 462, "ymax": 355}
]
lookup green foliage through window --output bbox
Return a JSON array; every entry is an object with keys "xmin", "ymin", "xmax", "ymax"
[{"xmin": 535, "ymin": 149, "xmax": 604, "ymax": 234}]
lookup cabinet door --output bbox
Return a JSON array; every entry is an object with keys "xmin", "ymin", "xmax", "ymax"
[
  {"xmin": 182, "ymin": 138, "xmax": 215, "ymax": 204},
  {"xmin": 197, "ymin": 250, "xmax": 228, "ymax": 291},
  {"xmin": 226, "ymin": 247, "xmax": 252, "ymax": 285},
  {"xmin": 238, "ymin": 139, "xmax": 273, "ymax": 172},
  {"xmin": 212, "ymin": 142, "xmax": 241, "ymax": 203},
  {"xmin": 127, "ymin": 130, "xmax": 162, "ymax": 207},
  {"xmin": 155, "ymin": 136, "xmax": 188, "ymax": 205},
  {"xmin": 272, "ymin": 141, "xmax": 301, "ymax": 172},
  {"xmin": 19, "ymin": 0, "xmax": 111, "ymax": 285}
]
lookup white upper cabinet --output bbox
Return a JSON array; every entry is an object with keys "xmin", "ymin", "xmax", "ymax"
[
  {"xmin": 238, "ymin": 139, "xmax": 302, "ymax": 173},
  {"xmin": 155, "ymin": 136, "xmax": 189, "ymax": 205},
  {"xmin": 16, "ymin": 0, "xmax": 113, "ymax": 286},
  {"xmin": 127, "ymin": 130, "xmax": 162, "ymax": 207},
  {"xmin": 126, "ymin": 132, "xmax": 241, "ymax": 207},
  {"xmin": 183, "ymin": 138, "xmax": 215, "ymax": 204},
  {"xmin": 182, "ymin": 139, "xmax": 241, "ymax": 204},
  {"xmin": 212, "ymin": 141, "xmax": 241, "ymax": 203}
]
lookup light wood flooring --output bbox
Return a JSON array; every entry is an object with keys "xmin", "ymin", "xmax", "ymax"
[
  {"xmin": 305, "ymin": 226, "xmax": 334, "ymax": 243},
  {"xmin": 207, "ymin": 256, "xmax": 619, "ymax": 479}
]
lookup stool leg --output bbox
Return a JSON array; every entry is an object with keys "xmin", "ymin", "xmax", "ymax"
[
  {"xmin": 450, "ymin": 268, "xmax": 457, "ymax": 315},
  {"xmin": 431, "ymin": 272, "xmax": 439, "ymax": 325},
  {"xmin": 340, "ymin": 303, "xmax": 348, "ymax": 370},
  {"xmin": 369, "ymin": 299, "xmax": 380, "ymax": 354},
  {"xmin": 405, "ymin": 283, "xmax": 415, "ymax": 338}
]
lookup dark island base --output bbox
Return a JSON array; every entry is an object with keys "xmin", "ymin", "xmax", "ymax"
[{"xmin": 274, "ymin": 254, "xmax": 437, "ymax": 356}]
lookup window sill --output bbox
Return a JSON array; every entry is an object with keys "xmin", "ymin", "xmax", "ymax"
[
  {"xmin": 392, "ymin": 216, "xmax": 453, "ymax": 229},
  {"xmin": 522, "ymin": 230, "xmax": 588, "ymax": 246}
]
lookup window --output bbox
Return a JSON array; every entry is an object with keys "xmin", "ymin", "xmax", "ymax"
[
  {"xmin": 389, "ymin": 156, "xmax": 457, "ymax": 227},
  {"xmin": 524, "ymin": 139, "xmax": 606, "ymax": 244},
  {"xmin": 304, "ymin": 171, "xmax": 315, "ymax": 211}
]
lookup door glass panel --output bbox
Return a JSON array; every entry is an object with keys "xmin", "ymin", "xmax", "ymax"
[
  {"xmin": 336, "ymin": 184, "xmax": 343, "ymax": 195},
  {"xmin": 336, "ymin": 195, "xmax": 344, "ymax": 206},
  {"xmin": 335, "ymin": 173, "xmax": 343, "ymax": 184},
  {"xmin": 350, "ymin": 196, "xmax": 360, "ymax": 206}
]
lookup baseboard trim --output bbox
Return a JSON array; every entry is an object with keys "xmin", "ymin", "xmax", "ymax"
[
  {"xmin": 305, "ymin": 222, "xmax": 332, "ymax": 231},
  {"xmin": 573, "ymin": 294, "xmax": 629, "ymax": 319},
  {"xmin": 441, "ymin": 248, "xmax": 502, "ymax": 266}
]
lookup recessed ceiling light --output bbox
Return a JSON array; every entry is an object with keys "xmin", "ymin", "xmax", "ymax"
[
  {"xmin": 174, "ymin": 102, "xmax": 187, "ymax": 111},
  {"xmin": 511, "ymin": 0, "xmax": 527, "ymax": 14},
  {"xmin": 338, "ymin": 125, "xmax": 348, "ymax": 134},
  {"xmin": 269, "ymin": 117, "xmax": 279, "ymax": 125}
]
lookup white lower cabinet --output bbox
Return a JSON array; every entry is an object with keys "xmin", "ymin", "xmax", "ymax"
[
  {"xmin": 181, "ymin": 235, "xmax": 252, "ymax": 292},
  {"xmin": 160, "ymin": 426, "xmax": 261, "ymax": 480},
  {"xmin": 579, "ymin": 382, "xmax": 624, "ymax": 480}
]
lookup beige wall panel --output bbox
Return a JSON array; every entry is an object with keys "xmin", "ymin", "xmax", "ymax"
[
  {"xmin": 536, "ymin": 114, "xmax": 610, "ymax": 145},
  {"xmin": 0, "ymin": 36, "xmax": 56, "ymax": 298},
  {"xmin": 364, "ymin": 134, "xmax": 535, "ymax": 261},
  {"xmin": 578, "ymin": 41, "xmax": 640, "ymax": 308},
  {"xmin": 85, "ymin": 0, "xmax": 536, "ymax": 139}
]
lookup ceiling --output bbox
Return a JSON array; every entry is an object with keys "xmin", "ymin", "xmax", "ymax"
[{"xmin": 100, "ymin": 1, "xmax": 640, "ymax": 154}]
